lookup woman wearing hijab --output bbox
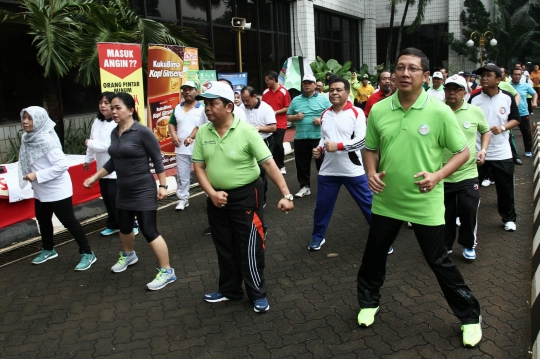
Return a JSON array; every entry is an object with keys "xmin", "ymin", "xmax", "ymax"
[
  {"xmin": 20, "ymin": 106, "xmax": 96, "ymax": 270},
  {"xmin": 84, "ymin": 92, "xmax": 176, "ymax": 291},
  {"xmin": 84, "ymin": 92, "xmax": 139, "ymax": 237}
]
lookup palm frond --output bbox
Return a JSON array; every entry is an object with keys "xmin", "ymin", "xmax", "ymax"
[{"xmin": 511, "ymin": 0, "xmax": 539, "ymax": 29}]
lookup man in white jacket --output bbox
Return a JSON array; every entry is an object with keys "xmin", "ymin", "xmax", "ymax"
[{"xmin": 309, "ymin": 77, "xmax": 372, "ymax": 251}]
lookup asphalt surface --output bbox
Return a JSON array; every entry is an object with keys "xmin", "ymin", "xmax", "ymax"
[{"xmin": 0, "ymin": 132, "xmax": 533, "ymax": 358}]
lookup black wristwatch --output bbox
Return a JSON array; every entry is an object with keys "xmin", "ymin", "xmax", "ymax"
[{"xmin": 159, "ymin": 184, "xmax": 168, "ymax": 189}]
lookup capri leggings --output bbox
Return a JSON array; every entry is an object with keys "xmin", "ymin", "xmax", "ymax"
[{"xmin": 117, "ymin": 209, "xmax": 160, "ymax": 243}]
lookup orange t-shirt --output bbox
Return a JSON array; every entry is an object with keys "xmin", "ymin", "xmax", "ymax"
[{"xmin": 531, "ymin": 70, "xmax": 540, "ymax": 88}]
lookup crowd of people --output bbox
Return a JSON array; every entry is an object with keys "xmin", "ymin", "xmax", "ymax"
[{"xmin": 17, "ymin": 47, "xmax": 540, "ymax": 348}]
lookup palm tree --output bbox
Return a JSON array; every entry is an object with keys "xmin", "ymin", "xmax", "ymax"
[
  {"xmin": 385, "ymin": 0, "xmax": 398, "ymax": 71},
  {"xmin": 0, "ymin": 0, "xmax": 214, "ymax": 146},
  {"xmin": 511, "ymin": 0, "xmax": 540, "ymax": 29},
  {"xmin": 393, "ymin": 0, "xmax": 432, "ymax": 64}
]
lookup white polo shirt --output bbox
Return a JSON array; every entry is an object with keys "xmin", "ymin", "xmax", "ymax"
[
  {"xmin": 197, "ymin": 104, "xmax": 246, "ymax": 127},
  {"xmin": 469, "ymin": 89, "xmax": 520, "ymax": 160},
  {"xmin": 32, "ymin": 148, "xmax": 73, "ymax": 202},
  {"xmin": 317, "ymin": 101, "xmax": 366, "ymax": 177},
  {"xmin": 426, "ymin": 86, "xmax": 445, "ymax": 101},
  {"xmin": 239, "ymin": 100, "xmax": 276, "ymax": 139}
]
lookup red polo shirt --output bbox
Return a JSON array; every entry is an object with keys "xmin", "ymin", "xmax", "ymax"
[
  {"xmin": 364, "ymin": 90, "xmax": 391, "ymax": 118},
  {"xmin": 262, "ymin": 85, "xmax": 291, "ymax": 129}
]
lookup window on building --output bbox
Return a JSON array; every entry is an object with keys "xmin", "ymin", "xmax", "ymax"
[
  {"xmin": 314, "ymin": 9, "xmax": 359, "ymax": 71},
  {"xmin": 145, "ymin": 0, "xmax": 178, "ymax": 21}
]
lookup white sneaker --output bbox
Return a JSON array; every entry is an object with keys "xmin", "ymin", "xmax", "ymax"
[
  {"xmin": 295, "ymin": 186, "xmax": 311, "ymax": 198},
  {"xmin": 175, "ymin": 200, "xmax": 189, "ymax": 211},
  {"xmin": 456, "ymin": 217, "xmax": 461, "ymax": 227},
  {"xmin": 280, "ymin": 167, "xmax": 287, "ymax": 175},
  {"xmin": 481, "ymin": 179, "xmax": 491, "ymax": 187},
  {"xmin": 504, "ymin": 221, "xmax": 516, "ymax": 231}
]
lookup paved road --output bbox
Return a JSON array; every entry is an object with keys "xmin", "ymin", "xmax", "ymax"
[{"xmin": 0, "ymin": 133, "xmax": 533, "ymax": 358}]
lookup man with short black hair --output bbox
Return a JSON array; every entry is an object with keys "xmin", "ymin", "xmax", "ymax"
[
  {"xmin": 357, "ymin": 47, "xmax": 482, "ymax": 348},
  {"xmin": 263, "ymin": 70, "xmax": 291, "ymax": 174},
  {"xmin": 364, "ymin": 71, "xmax": 392, "ymax": 117},
  {"xmin": 470, "ymin": 64, "xmax": 520, "ymax": 231},
  {"xmin": 355, "ymin": 74, "xmax": 374, "ymax": 109},
  {"xmin": 310, "ymin": 77, "xmax": 372, "ymax": 251},
  {"xmin": 510, "ymin": 68, "xmax": 537, "ymax": 157},
  {"xmin": 193, "ymin": 81, "xmax": 294, "ymax": 313},
  {"xmin": 241, "ymin": 86, "xmax": 277, "ymax": 203}
]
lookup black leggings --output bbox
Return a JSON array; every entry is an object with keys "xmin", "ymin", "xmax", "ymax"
[
  {"xmin": 35, "ymin": 197, "xmax": 92, "ymax": 254},
  {"xmin": 117, "ymin": 209, "xmax": 160, "ymax": 243}
]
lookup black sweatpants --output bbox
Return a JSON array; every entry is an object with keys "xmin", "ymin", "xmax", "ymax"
[
  {"xmin": 518, "ymin": 115, "xmax": 532, "ymax": 152},
  {"xmin": 35, "ymin": 197, "xmax": 92, "ymax": 254},
  {"xmin": 208, "ymin": 178, "xmax": 267, "ymax": 301},
  {"xmin": 357, "ymin": 214, "xmax": 481, "ymax": 324},
  {"xmin": 444, "ymin": 178, "xmax": 481, "ymax": 250},
  {"xmin": 99, "ymin": 178, "xmax": 118, "ymax": 230},
  {"xmin": 294, "ymin": 138, "xmax": 324, "ymax": 188},
  {"xmin": 477, "ymin": 159, "xmax": 517, "ymax": 223},
  {"xmin": 272, "ymin": 129, "xmax": 286, "ymax": 169}
]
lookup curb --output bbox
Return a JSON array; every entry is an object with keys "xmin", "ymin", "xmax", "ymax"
[{"xmin": 532, "ymin": 120, "xmax": 540, "ymax": 359}]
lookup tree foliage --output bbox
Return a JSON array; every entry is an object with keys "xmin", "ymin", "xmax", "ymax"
[{"xmin": 443, "ymin": 0, "xmax": 496, "ymax": 65}]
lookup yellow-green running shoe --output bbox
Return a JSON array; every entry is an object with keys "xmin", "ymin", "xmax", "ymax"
[
  {"xmin": 462, "ymin": 316, "xmax": 482, "ymax": 347},
  {"xmin": 357, "ymin": 307, "xmax": 379, "ymax": 327}
]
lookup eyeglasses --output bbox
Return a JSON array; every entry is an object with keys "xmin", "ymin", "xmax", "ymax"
[{"xmin": 395, "ymin": 65, "xmax": 426, "ymax": 73}]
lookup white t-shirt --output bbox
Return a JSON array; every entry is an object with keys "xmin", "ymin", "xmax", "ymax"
[
  {"xmin": 317, "ymin": 102, "xmax": 366, "ymax": 177},
  {"xmin": 239, "ymin": 100, "xmax": 276, "ymax": 139},
  {"xmin": 426, "ymin": 87, "xmax": 445, "ymax": 101},
  {"xmin": 470, "ymin": 89, "xmax": 520, "ymax": 160},
  {"xmin": 85, "ymin": 118, "xmax": 117, "ymax": 179},
  {"xmin": 521, "ymin": 70, "xmax": 530, "ymax": 83},
  {"xmin": 32, "ymin": 148, "xmax": 73, "ymax": 202},
  {"xmin": 171, "ymin": 102, "xmax": 204, "ymax": 155},
  {"xmin": 197, "ymin": 104, "xmax": 246, "ymax": 127}
]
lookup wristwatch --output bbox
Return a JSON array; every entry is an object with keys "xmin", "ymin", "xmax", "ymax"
[
  {"xmin": 283, "ymin": 194, "xmax": 294, "ymax": 201},
  {"xmin": 159, "ymin": 184, "xmax": 168, "ymax": 189},
  {"xmin": 501, "ymin": 125, "xmax": 506, "ymax": 131}
]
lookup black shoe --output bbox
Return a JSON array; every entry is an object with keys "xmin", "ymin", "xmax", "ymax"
[
  {"xmin": 202, "ymin": 226, "xmax": 212, "ymax": 236},
  {"xmin": 514, "ymin": 158, "xmax": 523, "ymax": 165}
]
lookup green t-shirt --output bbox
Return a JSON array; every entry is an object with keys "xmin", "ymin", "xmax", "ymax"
[
  {"xmin": 287, "ymin": 92, "xmax": 331, "ymax": 140},
  {"xmin": 442, "ymin": 101, "xmax": 489, "ymax": 183},
  {"xmin": 192, "ymin": 115, "xmax": 272, "ymax": 190},
  {"xmin": 366, "ymin": 90, "xmax": 467, "ymax": 225}
]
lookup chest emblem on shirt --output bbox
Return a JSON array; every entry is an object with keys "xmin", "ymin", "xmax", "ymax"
[
  {"xmin": 463, "ymin": 122, "xmax": 471, "ymax": 129},
  {"xmin": 499, "ymin": 107, "xmax": 506, "ymax": 114},
  {"xmin": 418, "ymin": 124, "xmax": 430, "ymax": 135}
]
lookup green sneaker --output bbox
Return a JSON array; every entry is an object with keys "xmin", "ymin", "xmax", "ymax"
[
  {"xmin": 31, "ymin": 249, "xmax": 58, "ymax": 264},
  {"xmin": 357, "ymin": 307, "xmax": 379, "ymax": 327},
  {"xmin": 147, "ymin": 268, "xmax": 177, "ymax": 291},
  {"xmin": 75, "ymin": 252, "xmax": 97, "ymax": 271},
  {"xmin": 462, "ymin": 316, "xmax": 482, "ymax": 347}
]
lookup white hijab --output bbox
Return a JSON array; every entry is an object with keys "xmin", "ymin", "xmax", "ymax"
[{"xmin": 18, "ymin": 106, "xmax": 62, "ymax": 188}]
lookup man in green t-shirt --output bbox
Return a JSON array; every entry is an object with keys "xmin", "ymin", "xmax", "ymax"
[
  {"xmin": 357, "ymin": 48, "xmax": 482, "ymax": 348},
  {"xmin": 192, "ymin": 81, "xmax": 294, "ymax": 313},
  {"xmin": 442, "ymin": 75, "xmax": 491, "ymax": 260}
]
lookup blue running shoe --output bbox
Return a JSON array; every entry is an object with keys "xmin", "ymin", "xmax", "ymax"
[
  {"xmin": 204, "ymin": 292, "xmax": 229, "ymax": 303},
  {"xmin": 254, "ymin": 298, "xmax": 270, "ymax": 313},
  {"xmin": 387, "ymin": 246, "xmax": 394, "ymax": 255},
  {"xmin": 308, "ymin": 238, "xmax": 325, "ymax": 251},
  {"xmin": 463, "ymin": 247, "xmax": 476, "ymax": 260},
  {"xmin": 133, "ymin": 227, "xmax": 139, "ymax": 236},
  {"xmin": 75, "ymin": 252, "xmax": 97, "ymax": 271},
  {"xmin": 525, "ymin": 151, "xmax": 532, "ymax": 157},
  {"xmin": 101, "ymin": 228, "xmax": 119, "ymax": 236},
  {"xmin": 32, "ymin": 249, "xmax": 58, "ymax": 264}
]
